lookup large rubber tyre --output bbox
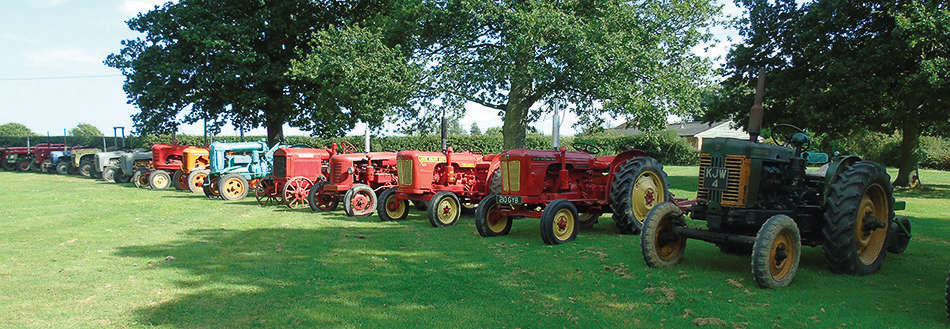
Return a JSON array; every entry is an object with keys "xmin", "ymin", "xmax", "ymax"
[
  {"xmin": 539, "ymin": 199, "xmax": 579, "ymax": 245},
  {"xmin": 187, "ymin": 169, "xmax": 210, "ymax": 194},
  {"xmin": 149, "ymin": 170, "xmax": 172, "ymax": 190},
  {"xmin": 377, "ymin": 188, "xmax": 409, "ymax": 221},
  {"xmin": 172, "ymin": 169, "xmax": 188, "ymax": 190},
  {"xmin": 822, "ymin": 161, "xmax": 894, "ymax": 275},
  {"xmin": 609, "ymin": 157, "xmax": 671, "ymax": 235},
  {"xmin": 343, "ymin": 184, "xmax": 376, "ymax": 216},
  {"xmin": 887, "ymin": 215, "xmax": 911, "ymax": 254},
  {"xmin": 640, "ymin": 202, "xmax": 687, "ymax": 268},
  {"xmin": 428, "ymin": 191, "xmax": 462, "ymax": 227},
  {"xmin": 102, "ymin": 167, "xmax": 117, "ymax": 182},
  {"xmin": 55, "ymin": 162, "xmax": 69, "ymax": 175},
  {"xmin": 78, "ymin": 162, "xmax": 93, "ymax": 177},
  {"xmin": 307, "ymin": 182, "xmax": 339, "ymax": 212},
  {"xmin": 577, "ymin": 212, "xmax": 600, "ymax": 229},
  {"xmin": 488, "ymin": 168, "xmax": 502, "ymax": 195},
  {"xmin": 203, "ymin": 177, "xmax": 220, "ymax": 199},
  {"xmin": 751, "ymin": 215, "xmax": 801, "ymax": 289},
  {"xmin": 16, "ymin": 158, "xmax": 31, "ymax": 172},
  {"xmin": 132, "ymin": 168, "xmax": 150, "ymax": 188},
  {"xmin": 218, "ymin": 174, "xmax": 249, "ymax": 201},
  {"xmin": 475, "ymin": 195, "xmax": 512, "ymax": 237}
]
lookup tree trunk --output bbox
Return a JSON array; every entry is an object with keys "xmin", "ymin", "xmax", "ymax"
[
  {"xmin": 265, "ymin": 115, "xmax": 284, "ymax": 146},
  {"xmin": 502, "ymin": 79, "xmax": 532, "ymax": 150},
  {"xmin": 893, "ymin": 118, "xmax": 920, "ymax": 187}
]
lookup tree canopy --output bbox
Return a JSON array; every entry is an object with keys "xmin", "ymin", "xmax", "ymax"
[
  {"xmin": 707, "ymin": 0, "xmax": 950, "ymax": 186},
  {"xmin": 106, "ymin": 0, "xmax": 424, "ymax": 145},
  {"xmin": 69, "ymin": 123, "xmax": 102, "ymax": 137},
  {"xmin": 412, "ymin": 0, "xmax": 720, "ymax": 148},
  {"xmin": 0, "ymin": 123, "xmax": 35, "ymax": 137}
]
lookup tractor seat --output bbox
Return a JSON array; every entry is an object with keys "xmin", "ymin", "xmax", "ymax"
[{"xmin": 805, "ymin": 164, "xmax": 830, "ymax": 178}]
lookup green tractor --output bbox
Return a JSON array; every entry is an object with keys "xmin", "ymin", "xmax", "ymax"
[{"xmin": 641, "ymin": 71, "xmax": 911, "ymax": 288}]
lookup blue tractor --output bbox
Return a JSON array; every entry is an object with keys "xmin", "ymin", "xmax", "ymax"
[{"xmin": 202, "ymin": 140, "xmax": 283, "ymax": 201}]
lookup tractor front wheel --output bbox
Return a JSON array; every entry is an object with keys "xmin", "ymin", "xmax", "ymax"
[
  {"xmin": 540, "ymin": 199, "xmax": 579, "ymax": 245},
  {"xmin": 377, "ymin": 188, "xmax": 408, "ymax": 221},
  {"xmin": 640, "ymin": 202, "xmax": 686, "ymax": 268},
  {"xmin": 428, "ymin": 191, "xmax": 461, "ymax": 227},
  {"xmin": 16, "ymin": 158, "xmax": 31, "ymax": 172},
  {"xmin": 78, "ymin": 162, "xmax": 93, "ymax": 177},
  {"xmin": 751, "ymin": 215, "xmax": 801, "ymax": 289},
  {"xmin": 343, "ymin": 184, "xmax": 376, "ymax": 216},
  {"xmin": 475, "ymin": 195, "xmax": 512, "ymax": 237},
  {"xmin": 283, "ymin": 176, "xmax": 313, "ymax": 209},
  {"xmin": 203, "ymin": 177, "xmax": 220, "ymax": 199},
  {"xmin": 609, "ymin": 157, "xmax": 670, "ymax": 235},
  {"xmin": 172, "ymin": 170, "xmax": 188, "ymax": 190},
  {"xmin": 218, "ymin": 174, "xmax": 249, "ymax": 201},
  {"xmin": 148, "ymin": 170, "xmax": 172, "ymax": 189},
  {"xmin": 132, "ymin": 168, "xmax": 150, "ymax": 188},
  {"xmin": 55, "ymin": 162, "xmax": 69, "ymax": 175},
  {"xmin": 102, "ymin": 167, "xmax": 117, "ymax": 182},
  {"xmin": 307, "ymin": 182, "xmax": 339, "ymax": 212},
  {"xmin": 822, "ymin": 161, "xmax": 894, "ymax": 275},
  {"xmin": 188, "ymin": 169, "xmax": 210, "ymax": 194}
]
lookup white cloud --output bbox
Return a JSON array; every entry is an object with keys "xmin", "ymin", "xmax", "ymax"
[
  {"xmin": 121, "ymin": 0, "xmax": 175, "ymax": 16},
  {"xmin": 24, "ymin": 47, "xmax": 103, "ymax": 67}
]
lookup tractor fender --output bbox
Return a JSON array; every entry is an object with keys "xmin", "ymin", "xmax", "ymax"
[
  {"xmin": 822, "ymin": 155, "xmax": 862, "ymax": 205},
  {"xmin": 604, "ymin": 148, "xmax": 651, "ymax": 195},
  {"xmin": 483, "ymin": 155, "xmax": 503, "ymax": 194}
]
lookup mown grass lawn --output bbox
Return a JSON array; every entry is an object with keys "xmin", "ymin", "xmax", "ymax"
[{"xmin": 0, "ymin": 167, "xmax": 947, "ymax": 328}]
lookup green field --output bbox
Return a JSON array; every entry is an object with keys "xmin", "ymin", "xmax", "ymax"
[{"xmin": 0, "ymin": 167, "xmax": 947, "ymax": 328}]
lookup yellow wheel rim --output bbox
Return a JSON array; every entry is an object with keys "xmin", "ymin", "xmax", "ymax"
[
  {"xmin": 632, "ymin": 171, "xmax": 665, "ymax": 224},
  {"xmin": 224, "ymin": 178, "xmax": 245, "ymax": 199},
  {"xmin": 436, "ymin": 197, "xmax": 459, "ymax": 224},
  {"xmin": 769, "ymin": 230, "xmax": 796, "ymax": 281},
  {"xmin": 191, "ymin": 173, "xmax": 207, "ymax": 190},
  {"xmin": 153, "ymin": 174, "xmax": 168, "ymax": 187},
  {"xmin": 655, "ymin": 214, "xmax": 683, "ymax": 261},
  {"xmin": 856, "ymin": 183, "xmax": 888, "ymax": 265},
  {"xmin": 385, "ymin": 194, "xmax": 406, "ymax": 219},
  {"xmin": 552, "ymin": 208, "xmax": 575, "ymax": 241},
  {"xmin": 487, "ymin": 204, "xmax": 508, "ymax": 233}
]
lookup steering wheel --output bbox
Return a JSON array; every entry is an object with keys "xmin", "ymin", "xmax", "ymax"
[
  {"xmin": 769, "ymin": 124, "xmax": 807, "ymax": 148},
  {"xmin": 339, "ymin": 141, "xmax": 358, "ymax": 154},
  {"xmin": 571, "ymin": 142, "xmax": 602, "ymax": 155}
]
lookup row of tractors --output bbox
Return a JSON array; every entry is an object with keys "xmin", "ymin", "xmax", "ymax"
[{"xmin": 0, "ymin": 74, "xmax": 914, "ymax": 290}]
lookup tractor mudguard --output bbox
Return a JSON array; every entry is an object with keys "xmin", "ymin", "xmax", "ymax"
[
  {"xmin": 822, "ymin": 155, "xmax": 862, "ymax": 205},
  {"xmin": 605, "ymin": 148, "xmax": 651, "ymax": 190}
]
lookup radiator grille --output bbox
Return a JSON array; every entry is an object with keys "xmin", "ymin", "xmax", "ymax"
[
  {"xmin": 397, "ymin": 159, "xmax": 412, "ymax": 186},
  {"xmin": 273, "ymin": 155, "xmax": 286, "ymax": 178},
  {"xmin": 697, "ymin": 154, "xmax": 749, "ymax": 207},
  {"xmin": 501, "ymin": 160, "xmax": 520, "ymax": 192},
  {"xmin": 332, "ymin": 162, "xmax": 347, "ymax": 184}
]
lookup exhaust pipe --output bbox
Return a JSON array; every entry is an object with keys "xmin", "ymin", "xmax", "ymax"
[{"xmin": 748, "ymin": 69, "xmax": 766, "ymax": 143}]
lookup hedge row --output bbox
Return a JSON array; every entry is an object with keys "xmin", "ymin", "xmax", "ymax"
[{"xmin": 0, "ymin": 131, "xmax": 700, "ymax": 166}]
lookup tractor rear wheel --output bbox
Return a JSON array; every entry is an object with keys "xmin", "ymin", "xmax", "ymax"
[
  {"xmin": 609, "ymin": 157, "xmax": 670, "ymax": 235},
  {"xmin": 822, "ymin": 161, "xmax": 894, "ymax": 275},
  {"xmin": 640, "ymin": 202, "xmax": 686, "ymax": 268},
  {"xmin": 148, "ymin": 170, "xmax": 172, "ymax": 189},
  {"xmin": 343, "ymin": 184, "xmax": 376, "ymax": 216},
  {"xmin": 577, "ymin": 212, "xmax": 600, "ymax": 229},
  {"xmin": 16, "ymin": 158, "xmax": 31, "ymax": 172},
  {"xmin": 283, "ymin": 176, "xmax": 313, "ymax": 209},
  {"xmin": 172, "ymin": 170, "xmax": 188, "ymax": 190},
  {"xmin": 751, "ymin": 215, "xmax": 801, "ymax": 289},
  {"xmin": 188, "ymin": 169, "xmax": 210, "ymax": 194},
  {"xmin": 132, "ymin": 168, "xmax": 150, "ymax": 188},
  {"xmin": 55, "ymin": 162, "xmax": 69, "ymax": 175},
  {"xmin": 540, "ymin": 199, "xmax": 579, "ymax": 245},
  {"xmin": 255, "ymin": 178, "xmax": 278, "ymax": 207},
  {"xmin": 102, "ymin": 167, "xmax": 117, "ymax": 182},
  {"xmin": 887, "ymin": 215, "xmax": 911, "ymax": 254},
  {"xmin": 377, "ymin": 188, "xmax": 408, "ymax": 221},
  {"xmin": 428, "ymin": 191, "xmax": 461, "ymax": 227},
  {"xmin": 475, "ymin": 195, "xmax": 512, "ymax": 237},
  {"xmin": 203, "ymin": 177, "xmax": 220, "ymax": 199},
  {"xmin": 218, "ymin": 174, "xmax": 249, "ymax": 201},
  {"xmin": 488, "ymin": 168, "xmax": 502, "ymax": 195},
  {"xmin": 307, "ymin": 182, "xmax": 339, "ymax": 212}
]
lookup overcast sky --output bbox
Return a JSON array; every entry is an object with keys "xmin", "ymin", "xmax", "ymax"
[{"xmin": 0, "ymin": 0, "xmax": 740, "ymax": 137}]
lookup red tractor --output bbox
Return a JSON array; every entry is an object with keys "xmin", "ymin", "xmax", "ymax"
[
  {"xmin": 475, "ymin": 143, "xmax": 671, "ymax": 245},
  {"xmin": 378, "ymin": 147, "xmax": 501, "ymax": 226},
  {"xmin": 257, "ymin": 144, "xmax": 343, "ymax": 208},
  {"xmin": 307, "ymin": 148, "xmax": 398, "ymax": 217},
  {"xmin": 136, "ymin": 144, "xmax": 200, "ymax": 189},
  {"xmin": 2, "ymin": 144, "xmax": 67, "ymax": 172}
]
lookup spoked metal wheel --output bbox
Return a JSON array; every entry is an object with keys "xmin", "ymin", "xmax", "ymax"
[
  {"xmin": 255, "ymin": 178, "xmax": 279, "ymax": 207},
  {"xmin": 283, "ymin": 176, "xmax": 314, "ymax": 209}
]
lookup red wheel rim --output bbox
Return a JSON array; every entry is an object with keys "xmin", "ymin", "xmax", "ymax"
[
  {"xmin": 283, "ymin": 177, "xmax": 313, "ymax": 209},
  {"xmin": 350, "ymin": 191, "xmax": 373, "ymax": 215}
]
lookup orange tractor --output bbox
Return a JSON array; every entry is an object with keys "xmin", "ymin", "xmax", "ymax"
[
  {"xmin": 378, "ymin": 147, "xmax": 501, "ymax": 226},
  {"xmin": 256, "ymin": 144, "xmax": 342, "ymax": 208},
  {"xmin": 307, "ymin": 145, "xmax": 398, "ymax": 217}
]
